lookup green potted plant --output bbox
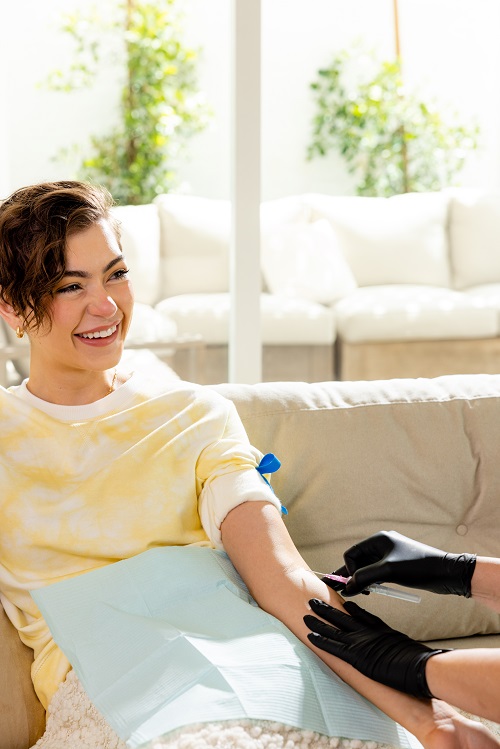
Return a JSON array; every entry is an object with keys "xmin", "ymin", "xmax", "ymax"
[
  {"xmin": 45, "ymin": 0, "xmax": 210, "ymax": 205},
  {"xmin": 307, "ymin": 48, "xmax": 479, "ymax": 197}
]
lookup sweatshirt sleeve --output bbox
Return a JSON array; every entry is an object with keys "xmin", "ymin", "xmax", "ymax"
[{"xmin": 196, "ymin": 399, "xmax": 282, "ymax": 549}]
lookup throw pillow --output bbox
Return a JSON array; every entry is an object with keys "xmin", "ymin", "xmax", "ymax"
[
  {"xmin": 262, "ymin": 219, "xmax": 357, "ymax": 305},
  {"xmin": 303, "ymin": 192, "xmax": 451, "ymax": 288}
]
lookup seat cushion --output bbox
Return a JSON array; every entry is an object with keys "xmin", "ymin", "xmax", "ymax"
[
  {"xmin": 303, "ymin": 191, "xmax": 451, "ymax": 287},
  {"xmin": 334, "ymin": 285, "xmax": 499, "ymax": 343},
  {"xmin": 449, "ymin": 191, "xmax": 500, "ymax": 290},
  {"xmin": 126, "ymin": 302, "xmax": 178, "ymax": 345},
  {"xmin": 465, "ymin": 283, "xmax": 500, "ymax": 317},
  {"xmin": 155, "ymin": 293, "xmax": 336, "ymax": 345}
]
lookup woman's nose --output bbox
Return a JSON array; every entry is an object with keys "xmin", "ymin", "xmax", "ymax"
[{"xmin": 87, "ymin": 290, "xmax": 118, "ymax": 317}]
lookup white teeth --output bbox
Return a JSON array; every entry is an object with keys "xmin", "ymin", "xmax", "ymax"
[{"xmin": 80, "ymin": 325, "xmax": 117, "ymax": 339}]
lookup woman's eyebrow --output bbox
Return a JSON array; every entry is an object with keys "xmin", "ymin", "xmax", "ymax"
[{"xmin": 62, "ymin": 255, "xmax": 124, "ymax": 278}]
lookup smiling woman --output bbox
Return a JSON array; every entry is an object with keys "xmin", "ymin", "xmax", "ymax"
[{"xmin": 0, "ymin": 182, "xmax": 134, "ymax": 404}]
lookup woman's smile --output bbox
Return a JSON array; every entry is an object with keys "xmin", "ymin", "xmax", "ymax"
[{"xmin": 74, "ymin": 321, "xmax": 121, "ymax": 346}]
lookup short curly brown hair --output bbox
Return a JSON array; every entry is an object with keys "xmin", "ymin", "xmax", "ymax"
[{"xmin": 0, "ymin": 180, "xmax": 120, "ymax": 331}]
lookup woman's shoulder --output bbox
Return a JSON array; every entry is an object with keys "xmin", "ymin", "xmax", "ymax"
[{"xmin": 129, "ymin": 370, "xmax": 231, "ymax": 412}]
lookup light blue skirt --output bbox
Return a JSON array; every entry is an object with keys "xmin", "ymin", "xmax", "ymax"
[{"xmin": 32, "ymin": 547, "xmax": 421, "ymax": 749}]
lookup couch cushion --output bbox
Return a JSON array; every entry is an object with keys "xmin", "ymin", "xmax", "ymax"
[
  {"xmin": 155, "ymin": 195, "xmax": 231, "ymax": 297},
  {"xmin": 334, "ymin": 285, "xmax": 499, "ymax": 343},
  {"xmin": 303, "ymin": 192, "xmax": 450, "ymax": 287},
  {"xmin": 449, "ymin": 191, "xmax": 500, "ymax": 290},
  {"xmin": 0, "ymin": 319, "xmax": 30, "ymax": 380},
  {"xmin": 111, "ymin": 204, "xmax": 162, "ymax": 305},
  {"xmin": 126, "ymin": 302, "xmax": 177, "ymax": 346},
  {"xmin": 466, "ymin": 283, "xmax": 500, "ymax": 314},
  {"xmin": 260, "ymin": 195, "xmax": 312, "ymax": 234},
  {"xmin": 0, "ymin": 603, "xmax": 45, "ymax": 748},
  {"xmin": 214, "ymin": 375, "xmax": 500, "ymax": 642},
  {"xmin": 155, "ymin": 293, "xmax": 336, "ymax": 345},
  {"xmin": 154, "ymin": 194, "xmax": 310, "ymax": 298},
  {"xmin": 262, "ymin": 219, "xmax": 357, "ymax": 304}
]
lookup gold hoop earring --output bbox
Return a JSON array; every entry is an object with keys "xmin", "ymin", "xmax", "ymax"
[{"xmin": 15, "ymin": 327, "xmax": 24, "ymax": 339}]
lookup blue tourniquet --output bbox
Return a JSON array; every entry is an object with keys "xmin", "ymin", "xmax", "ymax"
[
  {"xmin": 257, "ymin": 453, "xmax": 288, "ymax": 514},
  {"xmin": 32, "ymin": 547, "xmax": 421, "ymax": 749}
]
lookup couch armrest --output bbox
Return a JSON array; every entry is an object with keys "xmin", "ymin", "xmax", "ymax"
[{"xmin": 0, "ymin": 603, "xmax": 45, "ymax": 749}]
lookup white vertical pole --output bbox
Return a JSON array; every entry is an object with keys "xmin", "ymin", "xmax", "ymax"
[
  {"xmin": 0, "ymin": 7, "xmax": 10, "ymax": 196},
  {"xmin": 229, "ymin": 0, "xmax": 262, "ymax": 384}
]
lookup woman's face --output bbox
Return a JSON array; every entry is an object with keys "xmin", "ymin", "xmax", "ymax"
[{"xmin": 27, "ymin": 218, "xmax": 134, "ymax": 381}]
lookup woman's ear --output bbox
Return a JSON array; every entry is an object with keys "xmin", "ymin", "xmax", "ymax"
[{"xmin": 0, "ymin": 299, "xmax": 23, "ymax": 333}]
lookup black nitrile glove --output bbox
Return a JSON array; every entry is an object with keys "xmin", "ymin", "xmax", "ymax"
[
  {"xmin": 327, "ymin": 530, "xmax": 476, "ymax": 598},
  {"xmin": 305, "ymin": 599, "xmax": 449, "ymax": 698}
]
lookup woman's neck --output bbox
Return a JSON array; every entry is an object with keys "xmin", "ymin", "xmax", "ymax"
[{"xmin": 26, "ymin": 368, "xmax": 119, "ymax": 405}]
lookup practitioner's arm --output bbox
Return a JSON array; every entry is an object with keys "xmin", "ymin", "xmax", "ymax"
[
  {"xmin": 331, "ymin": 530, "xmax": 500, "ymax": 614},
  {"xmin": 306, "ymin": 597, "xmax": 500, "ymax": 725},
  {"xmin": 470, "ymin": 557, "xmax": 500, "ymax": 613},
  {"xmin": 221, "ymin": 502, "xmax": 499, "ymax": 749},
  {"xmin": 426, "ymin": 648, "xmax": 500, "ymax": 723}
]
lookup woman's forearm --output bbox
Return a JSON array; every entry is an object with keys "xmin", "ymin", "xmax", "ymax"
[
  {"xmin": 471, "ymin": 558, "xmax": 500, "ymax": 613},
  {"xmin": 220, "ymin": 502, "xmax": 459, "ymax": 746}
]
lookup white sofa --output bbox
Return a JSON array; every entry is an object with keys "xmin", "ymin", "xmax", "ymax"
[
  {"xmin": 131, "ymin": 189, "xmax": 500, "ymax": 383},
  {"xmin": 300, "ymin": 189, "xmax": 500, "ymax": 380},
  {"xmin": 3, "ymin": 188, "xmax": 500, "ymax": 384}
]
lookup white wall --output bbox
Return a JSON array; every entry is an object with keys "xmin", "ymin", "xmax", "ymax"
[
  {"xmin": 1, "ymin": 0, "xmax": 121, "ymax": 194},
  {"xmin": 0, "ymin": 34, "xmax": 9, "ymax": 195},
  {"xmin": 2, "ymin": 0, "xmax": 499, "ymax": 200}
]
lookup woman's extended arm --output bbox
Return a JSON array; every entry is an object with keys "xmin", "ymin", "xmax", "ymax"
[{"xmin": 220, "ymin": 502, "xmax": 499, "ymax": 749}]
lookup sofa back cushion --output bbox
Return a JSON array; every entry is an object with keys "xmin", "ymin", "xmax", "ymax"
[
  {"xmin": 261, "ymin": 219, "xmax": 358, "ymax": 304},
  {"xmin": 214, "ymin": 375, "xmax": 500, "ymax": 642},
  {"xmin": 111, "ymin": 204, "xmax": 162, "ymax": 305},
  {"xmin": 155, "ymin": 195, "xmax": 231, "ymax": 297},
  {"xmin": 449, "ymin": 191, "xmax": 500, "ymax": 289},
  {"xmin": 154, "ymin": 194, "xmax": 311, "ymax": 298},
  {"xmin": 303, "ymin": 192, "xmax": 451, "ymax": 288}
]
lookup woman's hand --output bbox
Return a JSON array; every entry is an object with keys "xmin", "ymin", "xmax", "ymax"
[{"xmin": 418, "ymin": 700, "xmax": 500, "ymax": 749}]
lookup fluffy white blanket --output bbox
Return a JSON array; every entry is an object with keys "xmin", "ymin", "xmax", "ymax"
[
  {"xmin": 32, "ymin": 669, "xmax": 500, "ymax": 749},
  {"xmin": 31, "ymin": 670, "xmax": 391, "ymax": 749}
]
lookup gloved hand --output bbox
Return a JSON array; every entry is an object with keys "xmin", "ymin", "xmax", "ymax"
[
  {"xmin": 327, "ymin": 530, "xmax": 476, "ymax": 597},
  {"xmin": 304, "ymin": 598, "xmax": 449, "ymax": 698}
]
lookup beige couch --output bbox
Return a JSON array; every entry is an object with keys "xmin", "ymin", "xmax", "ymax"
[{"xmin": 2, "ymin": 372, "xmax": 500, "ymax": 748}]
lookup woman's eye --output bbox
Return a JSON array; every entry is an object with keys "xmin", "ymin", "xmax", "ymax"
[
  {"xmin": 56, "ymin": 283, "xmax": 81, "ymax": 294},
  {"xmin": 110, "ymin": 268, "xmax": 130, "ymax": 281}
]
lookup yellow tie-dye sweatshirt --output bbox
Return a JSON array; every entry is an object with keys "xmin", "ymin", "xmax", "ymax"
[{"xmin": 0, "ymin": 372, "xmax": 280, "ymax": 709}]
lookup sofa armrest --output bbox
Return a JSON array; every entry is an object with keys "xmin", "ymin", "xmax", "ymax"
[{"xmin": 0, "ymin": 602, "xmax": 45, "ymax": 749}]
